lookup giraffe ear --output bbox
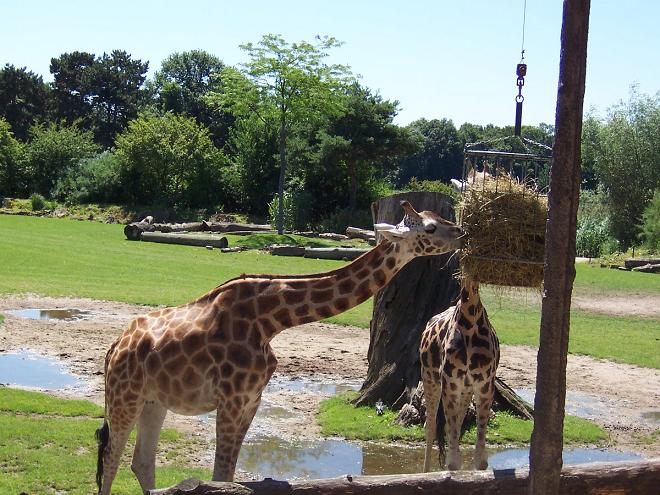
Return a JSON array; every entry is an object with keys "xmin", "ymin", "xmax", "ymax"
[{"xmin": 450, "ymin": 178, "xmax": 463, "ymax": 192}]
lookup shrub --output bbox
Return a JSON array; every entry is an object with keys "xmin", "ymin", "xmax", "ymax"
[
  {"xmin": 640, "ymin": 190, "xmax": 660, "ymax": 253},
  {"xmin": 0, "ymin": 117, "xmax": 28, "ymax": 197},
  {"xmin": 115, "ymin": 113, "xmax": 229, "ymax": 208},
  {"xmin": 575, "ymin": 218, "xmax": 611, "ymax": 258},
  {"xmin": 53, "ymin": 152, "xmax": 122, "ymax": 205},
  {"xmin": 24, "ymin": 123, "xmax": 98, "ymax": 197},
  {"xmin": 29, "ymin": 193, "xmax": 46, "ymax": 211},
  {"xmin": 316, "ymin": 207, "xmax": 373, "ymax": 233},
  {"xmin": 406, "ymin": 177, "xmax": 458, "ymax": 200}
]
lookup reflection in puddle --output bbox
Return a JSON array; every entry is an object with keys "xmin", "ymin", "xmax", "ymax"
[
  {"xmin": 0, "ymin": 351, "xmax": 85, "ymax": 390},
  {"xmin": 267, "ymin": 374, "xmax": 361, "ymax": 396},
  {"xmin": 641, "ymin": 411, "xmax": 660, "ymax": 424},
  {"xmin": 238, "ymin": 435, "xmax": 642, "ymax": 480},
  {"xmin": 6, "ymin": 308, "xmax": 90, "ymax": 321}
]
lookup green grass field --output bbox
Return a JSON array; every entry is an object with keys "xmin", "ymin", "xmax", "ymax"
[
  {"xmin": 1, "ymin": 214, "xmax": 658, "ymax": 367},
  {"xmin": 318, "ymin": 393, "xmax": 607, "ymax": 445},
  {"xmin": 0, "ymin": 388, "xmax": 210, "ymax": 495}
]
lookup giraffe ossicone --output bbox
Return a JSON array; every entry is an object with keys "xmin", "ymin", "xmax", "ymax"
[{"xmin": 96, "ymin": 200, "xmax": 463, "ymax": 495}]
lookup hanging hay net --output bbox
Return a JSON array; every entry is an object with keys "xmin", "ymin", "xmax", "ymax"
[{"xmin": 458, "ymin": 137, "xmax": 551, "ymax": 288}]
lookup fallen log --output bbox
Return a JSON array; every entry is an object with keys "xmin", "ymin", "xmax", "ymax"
[
  {"xmin": 202, "ymin": 221, "xmax": 272, "ymax": 233},
  {"xmin": 124, "ymin": 216, "xmax": 155, "ymax": 240},
  {"xmin": 270, "ymin": 246, "xmax": 305, "ymax": 257},
  {"xmin": 303, "ymin": 247, "xmax": 369, "ymax": 261},
  {"xmin": 149, "ymin": 458, "xmax": 660, "ymax": 495},
  {"xmin": 631, "ymin": 263, "xmax": 660, "ymax": 274},
  {"xmin": 141, "ymin": 232, "xmax": 228, "ymax": 249},
  {"xmin": 319, "ymin": 232, "xmax": 349, "ymax": 241},
  {"xmin": 346, "ymin": 226, "xmax": 376, "ymax": 246}
]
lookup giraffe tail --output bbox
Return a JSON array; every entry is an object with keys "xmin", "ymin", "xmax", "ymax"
[{"xmin": 95, "ymin": 420, "xmax": 109, "ymax": 493}]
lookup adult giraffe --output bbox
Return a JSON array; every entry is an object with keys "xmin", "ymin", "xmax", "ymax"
[{"xmin": 96, "ymin": 201, "xmax": 463, "ymax": 495}]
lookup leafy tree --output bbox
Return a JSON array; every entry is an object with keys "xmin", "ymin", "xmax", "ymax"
[
  {"xmin": 114, "ymin": 113, "xmax": 228, "ymax": 208},
  {"xmin": 397, "ymin": 118, "xmax": 461, "ymax": 185},
  {"xmin": 580, "ymin": 114, "xmax": 601, "ymax": 189},
  {"xmin": 24, "ymin": 123, "xmax": 99, "ymax": 196},
  {"xmin": 50, "ymin": 51, "xmax": 148, "ymax": 147},
  {"xmin": 0, "ymin": 117, "xmax": 27, "ymax": 196},
  {"xmin": 93, "ymin": 51, "xmax": 149, "ymax": 147},
  {"xmin": 217, "ymin": 34, "xmax": 350, "ymax": 233},
  {"xmin": 151, "ymin": 50, "xmax": 232, "ymax": 146},
  {"xmin": 0, "ymin": 65, "xmax": 50, "ymax": 141},
  {"xmin": 224, "ymin": 116, "xmax": 279, "ymax": 215},
  {"xmin": 592, "ymin": 88, "xmax": 660, "ymax": 248},
  {"xmin": 49, "ymin": 51, "xmax": 97, "ymax": 127},
  {"xmin": 316, "ymin": 84, "xmax": 418, "ymax": 221}
]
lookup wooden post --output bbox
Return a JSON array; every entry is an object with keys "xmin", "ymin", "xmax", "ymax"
[{"xmin": 529, "ymin": 1, "xmax": 590, "ymax": 494}]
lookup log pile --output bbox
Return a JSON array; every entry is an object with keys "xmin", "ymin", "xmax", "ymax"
[
  {"xmin": 148, "ymin": 458, "xmax": 660, "ymax": 495},
  {"xmin": 124, "ymin": 217, "xmax": 272, "ymax": 243}
]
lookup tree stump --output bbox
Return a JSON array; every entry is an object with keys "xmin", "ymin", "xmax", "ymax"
[{"xmin": 353, "ymin": 191, "xmax": 460, "ymax": 409}]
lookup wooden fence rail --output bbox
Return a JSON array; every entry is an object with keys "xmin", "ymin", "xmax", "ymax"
[{"xmin": 149, "ymin": 458, "xmax": 660, "ymax": 495}]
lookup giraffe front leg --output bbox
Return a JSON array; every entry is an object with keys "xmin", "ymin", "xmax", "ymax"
[
  {"xmin": 474, "ymin": 380, "xmax": 495, "ymax": 470},
  {"xmin": 421, "ymin": 371, "xmax": 441, "ymax": 472},
  {"xmin": 212, "ymin": 398, "xmax": 261, "ymax": 481},
  {"xmin": 131, "ymin": 401, "xmax": 168, "ymax": 493},
  {"xmin": 443, "ymin": 387, "xmax": 471, "ymax": 471}
]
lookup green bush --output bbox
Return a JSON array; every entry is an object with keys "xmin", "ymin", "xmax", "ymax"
[
  {"xmin": 53, "ymin": 152, "xmax": 122, "ymax": 204},
  {"xmin": 576, "ymin": 218, "xmax": 611, "ymax": 258},
  {"xmin": 0, "ymin": 117, "xmax": 28, "ymax": 197},
  {"xmin": 29, "ymin": 193, "xmax": 46, "ymax": 211},
  {"xmin": 406, "ymin": 177, "xmax": 459, "ymax": 200},
  {"xmin": 115, "ymin": 113, "xmax": 229, "ymax": 208},
  {"xmin": 268, "ymin": 192, "xmax": 296, "ymax": 232},
  {"xmin": 641, "ymin": 190, "xmax": 660, "ymax": 253},
  {"xmin": 24, "ymin": 123, "xmax": 99, "ymax": 197},
  {"xmin": 316, "ymin": 207, "xmax": 373, "ymax": 233}
]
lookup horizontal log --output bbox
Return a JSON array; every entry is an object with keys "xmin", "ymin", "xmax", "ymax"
[
  {"xmin": 201, "ymin": 221, "xmax": 272, "ymax": 233},
  {"xmin": 153, "ymin": 222, "xmax": 204, "ymax": 233},
  {"xmin": 319, "ymin": 232, "xmax": 349, "ymax": 241},
  {"xmin": 141, "ymin": 232, "xmax": 228, "ymax": 248},
  {"xmin": 303, "ymin": 247, "xmax": 369, "ymax": 261},
  {"xmin": 270, "ymin": 246, "xmax": 306, "ymax": 257},
  {"xmin": 346, "ymin": 226, "xmax": 375, "ymax": 241},
  {"xmin": 149, "ymin": 458, "xmax": 660, "ymax": 495}
]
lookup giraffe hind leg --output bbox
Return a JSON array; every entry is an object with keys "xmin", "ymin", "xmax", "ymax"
[
  {"xmin": 474, "ymin": 380, "xmax": 495, "ymax": 470},
  {"xmin": 131, "ymin": 401, "xmax": 168, "ymax": 493},
  {"xmin": 98, "ymin": 420, "xmax": 134, "ymax": 495}
]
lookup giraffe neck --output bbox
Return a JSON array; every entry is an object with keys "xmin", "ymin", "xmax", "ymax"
[
  {"xmin": 456, "ymin": 277, "xmax": 484, "ymax": 329},
  {"xmin": 226, "ymin": 240, "xmax": 413, "ymax": 342}
]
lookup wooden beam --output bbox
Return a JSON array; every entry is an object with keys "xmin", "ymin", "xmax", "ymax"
[
  {"xmin": 530, "ymin": 1, "xmax": 591, "ymax": 494},
  {"xmin": 148, "ymin": 458, "xmax": 660, "ymax": 495},
  {"xmin": 140, "ymin": 232, "xmax": 228, "ymax": 248}
]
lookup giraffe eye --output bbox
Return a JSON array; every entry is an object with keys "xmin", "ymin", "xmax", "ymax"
[{"xmin": 425, "ymin": 224, "xmax": 437, "ymax": 233}]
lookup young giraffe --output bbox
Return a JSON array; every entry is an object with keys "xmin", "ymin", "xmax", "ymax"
[
  {"xmin": 96, "ymin": 201, "xmax": 463, "ymax": 495},
  {"xmin": 420, "ymin": 276, "xmax": 500, "ymax": 472}
]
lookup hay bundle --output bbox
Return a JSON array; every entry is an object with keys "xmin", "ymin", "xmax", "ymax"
[{"xmin": 459, "ymin": 173, "xmax": 547, "ymax": 287}]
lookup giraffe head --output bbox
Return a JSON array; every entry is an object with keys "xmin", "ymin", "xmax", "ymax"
[{"xmin": 374, "ymin": 200, "xmax": 464, "ymax": 255}]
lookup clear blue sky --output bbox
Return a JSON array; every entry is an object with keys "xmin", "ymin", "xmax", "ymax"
[{"xmin": 2, "ymin": 0, "xmax": 658, "ymax": 127}]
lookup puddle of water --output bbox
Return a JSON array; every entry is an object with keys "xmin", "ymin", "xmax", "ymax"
[
  {"xmin": 267, "ymin": 375, "xmax": 361, "ymax": 396},
  {"xmin": 238, "ymin": 436, "xmax": 642, "ymax": 480},
  {"xmin": 641, "ymin": 411, "xmax": 660, "ymax": 424},
  {"xmin": 0, "ymin": 351, "xmax": 85, "ymax": 390},
  {"xmin": 516, "ymin": 388, "xmax": 656, "ymax": 426},
  {"xmin": 6, "ymin": 308, "xmax": 89, "ymax": 321}
]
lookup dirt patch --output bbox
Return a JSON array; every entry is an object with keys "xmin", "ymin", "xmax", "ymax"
[
  {"xmin": 572, "ymin": 293, "xmax": 660, "ymax": 317},
  {"xmin": 0, "ymin": 294, "xmax": 658, "ymax": 459}
]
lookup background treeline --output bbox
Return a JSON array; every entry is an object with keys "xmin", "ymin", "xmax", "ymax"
[{"xmin": 0, "ymin": 38, "xmax": 657, "ymax": 253}]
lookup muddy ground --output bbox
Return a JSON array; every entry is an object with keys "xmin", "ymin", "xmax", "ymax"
[{"xmin": 1, "ymin": 293, "xmax": 658, "ymax": 468}]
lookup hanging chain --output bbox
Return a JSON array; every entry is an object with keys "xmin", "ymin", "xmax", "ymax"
[{"xmin": 514, "ymin": 0, "xmax": 528, "ymax": 136}]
